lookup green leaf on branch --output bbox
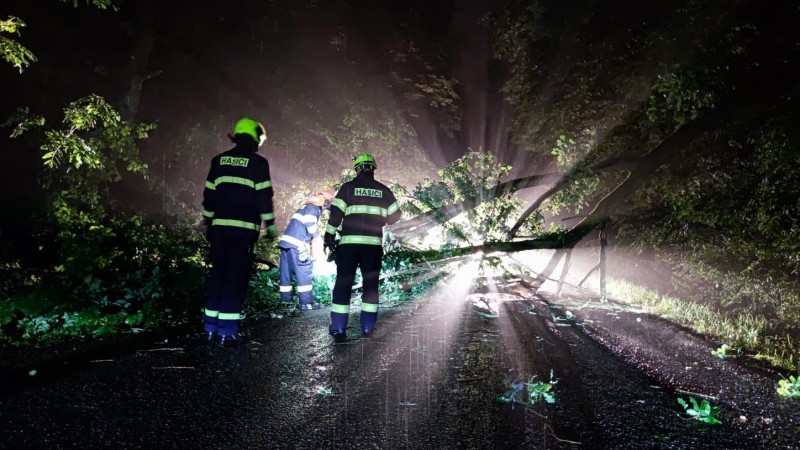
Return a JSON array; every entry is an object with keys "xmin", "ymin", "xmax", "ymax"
[
  {"xmin": 2, "ymin": 107, "xmax": 45, "ymax": 138},
  {"xmin": 3, "ymin": 94, "xmax": 154, "ymax": 211},
  {"xmin": 0, "ymin": 17, "xmax": 37, "ymax": 73}
]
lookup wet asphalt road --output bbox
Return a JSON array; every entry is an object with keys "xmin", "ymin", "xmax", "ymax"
[{"xmin": 1, "ymin": 277, "xmax": 798, "ymax": 449}]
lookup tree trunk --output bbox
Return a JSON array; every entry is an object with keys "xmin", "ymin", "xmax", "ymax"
[{"xmin": 119, "ymin": 0, "xmax": 160, "ymax": 123}]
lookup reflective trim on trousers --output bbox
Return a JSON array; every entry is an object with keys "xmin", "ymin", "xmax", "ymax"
[
  {"xmin": 331, "ymin": 303, "xmax": 350, "ymax": 314},
  {"xmin": 361, "ymin": 302, "xmax": 379, "ymax": 313}
]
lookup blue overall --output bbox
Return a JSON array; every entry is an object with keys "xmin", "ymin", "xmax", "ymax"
[
  {"xmin": 278, "ymin": 203, "xmax": 322, "ymax": 306},
  {"xmin": 278, "ymin": 247, "xmax": 313, "ymax": 305}
]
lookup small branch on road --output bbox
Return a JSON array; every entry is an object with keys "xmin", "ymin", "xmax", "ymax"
[
  {"xmin": 138, "ymin": 347, "xmax": 184, "ymax": 352},
  {"xmin": 461, "ymin": 328, "xmax": 498, "ymax": 335},
  {"xmin": 456, "ymin": 376, "xmax": 484, "ymax": 382},
  {"xmin": 544, "ymin": 424, "xmax": 582, "ymax": 445},
  {"xmin": 674, "ymin": 388, "xmax": 718, "ymax": 400}
]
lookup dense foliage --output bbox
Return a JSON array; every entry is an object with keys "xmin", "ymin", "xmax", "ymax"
[
  {"xmin": 405, "ymin": 150, "xmax": 544, "ymax": 247},
  {"xmin": 0, "ymin": 213, "xmax": 206, "ymax": 341},
  {"xmin": 1, "ymin": 0, "xmax": 798, "ymax": 372},
  {"xmin": 481, "ymin": 0, "xmax": 800, "ymax": 367}
]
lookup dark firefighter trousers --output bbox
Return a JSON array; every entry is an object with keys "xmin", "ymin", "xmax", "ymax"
[
  {"xmin": 204, "ymin": 232, "xmax": 255, "ymax": 337},
  {"xmin": 330, "ymin": 244, "xmax": 383, "ymax": 333},
  {"xmin": 279, "ymin": 247, "xmax": 314, "ymax": 305}
]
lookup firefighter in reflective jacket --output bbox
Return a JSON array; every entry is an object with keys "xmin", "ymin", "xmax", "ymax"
[
  {"xmin": 278, "ymin": 189, "xmax": 334, "ymax": 310},
  {"xmin": 202, "ymin": 117, "xmax": 275, "ymax": 346},
  {"xmin": 324, "ymin": 153, "xmax": 401, "ymax": 341}
]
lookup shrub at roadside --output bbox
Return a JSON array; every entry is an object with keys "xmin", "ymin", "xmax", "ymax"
[{"xmin": 0, "ymin": 210, "xmax": 207, "ymax": 343}]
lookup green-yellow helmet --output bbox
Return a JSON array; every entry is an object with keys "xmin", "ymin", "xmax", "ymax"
[
  {"xmin": 233, "ymin": 117, "xmax": 267, "ymax": 146},
  {"xmin": 353, "ymin": 152, "xmax": 377, "ymax": 171}
]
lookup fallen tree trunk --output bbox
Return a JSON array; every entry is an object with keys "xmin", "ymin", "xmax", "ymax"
[
  {"xmin": 392, "ymin": 115, "xmax": 714, "ymax": 288},
  {"xmin": 392, "ymin": 109, "xmax": 737, "ymax": 297},
  {"xmin": 515, "ymin": 112, "xmax": 723, "ymax": 287},
  {"xmin": 396, "ymin": 219, "xmax": 601, "ymax": 263}
]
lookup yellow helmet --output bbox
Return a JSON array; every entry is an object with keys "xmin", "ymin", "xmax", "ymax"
[
  {"xmin": 233, "ymin": 117, "xmax": 266, "ymax": 147},
  {"xmin": 353, "ymin": 152, "xmax": 377, "ymax": 171}
]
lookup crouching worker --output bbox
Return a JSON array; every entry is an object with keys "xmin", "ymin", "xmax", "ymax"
[{"xmin": 278, "ymin": 189, "xmax": 335, "ymax": 310}]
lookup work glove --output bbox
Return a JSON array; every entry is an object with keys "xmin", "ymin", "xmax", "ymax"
[
  {"xmin": 266, "ymin": 224, "xmax": 277, "ymax": 240},
  {"xmin": 298, "ymin": 247, "xmax": 310, "ymax": 263},
  {"xmin": 323, "ymin": 233, "xmax": 336, "ymax": 254},
  {"xmin": 323, "ymin": 233, "xmax": 338, "ymax": 263}
]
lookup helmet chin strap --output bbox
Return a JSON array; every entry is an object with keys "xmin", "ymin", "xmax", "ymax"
[{"xmin": 258, "ymin": 134, "xmax": 267, "ymax": 147}]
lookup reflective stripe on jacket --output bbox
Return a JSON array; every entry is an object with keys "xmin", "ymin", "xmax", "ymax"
[
  {"xmin": 325, "ymin": 172, "xmax": 401, "ymax": 246},
  {"xmin": 202, "ymin": 145, "xmax": 274, "ymax": 238},
  {"xmin": 279, "ymin": 203, "xmax": 322, "ymax": 250}
]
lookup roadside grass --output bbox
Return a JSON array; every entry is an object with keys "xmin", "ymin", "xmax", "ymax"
[
  {"xmin": 606, "ymin": 278, "xmax": 799, "ymax": 372},
  {"xmin": 711, "ymin": 344, "xmax": 733, "ymax": 359}
]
